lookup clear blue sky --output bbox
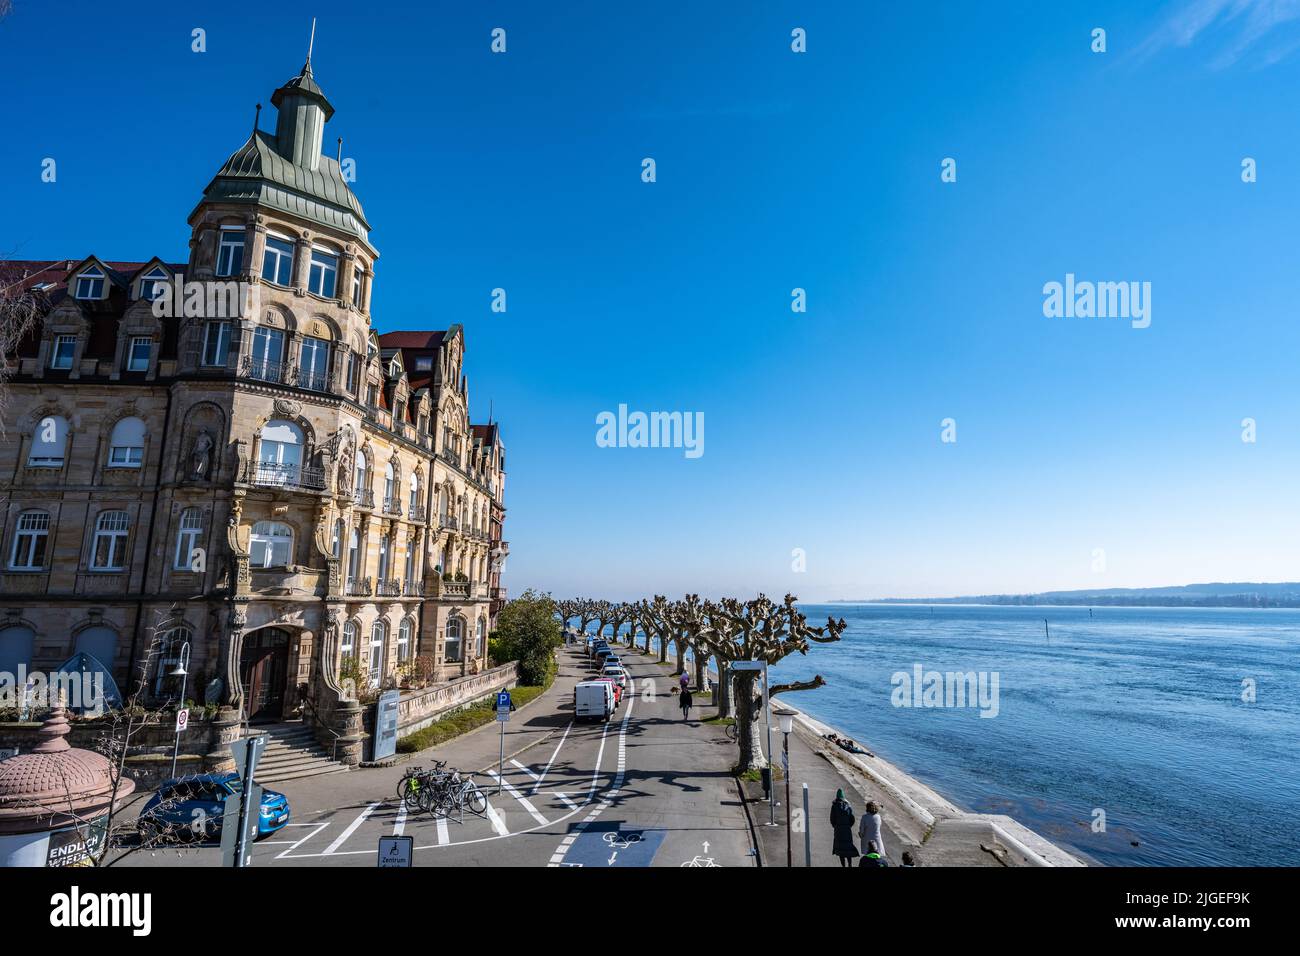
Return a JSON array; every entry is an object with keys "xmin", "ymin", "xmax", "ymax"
[{"xmin": 3, "ymin": 1, "xmax": 1299, "ymax": 600}]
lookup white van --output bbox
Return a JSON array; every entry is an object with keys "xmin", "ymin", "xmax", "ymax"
[{"xmin": 574, "ymin": 681, "xmax": 615, "ymax": 722}]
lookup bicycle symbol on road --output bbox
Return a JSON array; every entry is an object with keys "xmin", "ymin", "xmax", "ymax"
[
  {"xmin": 602, "ymin": 831, "xmax": 643, "ymax": 850},
  {"xmin": 680, "ymin": 855, "xmax": 721, "ymax": 867}
]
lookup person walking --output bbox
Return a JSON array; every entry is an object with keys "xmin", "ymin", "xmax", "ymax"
[
  {"xmin": 829, "ymin": 789, "xmax": 859, "ymax": 867},
  {"xmin": 858, "ymin": 800, "xmax": 885, "ymax": 861},
  {"xmin": 679, "ymin": 671, "xmax": 690, "ymax": 692},
  {"xmin": 678, "ymin": 686, "xmax": 694, "ymax": 721},
  {"xmin": 859, "ymin": 841, "xmax": 890, "ymax": 867}
]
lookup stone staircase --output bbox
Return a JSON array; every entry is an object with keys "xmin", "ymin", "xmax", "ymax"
[{"xmin": 245, "ymin": 721, "xmax": 350, "ymax": 784}]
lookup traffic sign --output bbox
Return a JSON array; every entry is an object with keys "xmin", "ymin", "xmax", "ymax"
[
  {"xmin": 730, "ymin": 661, "xmax": 765, "ymax": 672},
  {"xmin": 229, "ymin": 734, "xmax": 268, "ymax": 778},
  {"xmin": 496, "ymin": 690, "xmax": 512, "ymax": 722},
  {"xmin": 220, "ymin": 784, "xmax": 261, "ymax": 867},
  {"xmin": 175, "ymin": 708, "xmax": 189, "ymax": 733},
  {"xmin": 378, "ymin": 835, "xmax": 413, "ymax": 868}
]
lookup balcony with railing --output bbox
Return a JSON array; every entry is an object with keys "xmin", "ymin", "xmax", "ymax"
[
  {"xmin": 403, "ymin": 579, "xmax": 421, "ymax": 596},
  {"xmin": 408, "ymin": 504, "xmax": 427, "ymax": 523},
  {"xmin": 376, "ymin": 579, "xmax": 402, "ymax": 597},
  {"xmin": 438, "ymin": 513, "xmax": 459, "ymax": 531},
  {"xmin": 242, "ymin": 356, "xmax": 291, "ymax": 385},
  {"xmin": 353, "ymin": 488, "xmax": 375, "ymax": 509},
  {"xmin": 345, "ymin": 576, "xmax": 372, "ymax": 597},
  {"xmin": 382, "ymin": 497, "xmax": 403, "ymax": 517},
  {"xmin": 245, "ymin": 460, "xmax": 328, "ymax": 492}
]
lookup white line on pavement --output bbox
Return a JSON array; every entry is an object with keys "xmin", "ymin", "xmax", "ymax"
[
  {"xmin": 435, "ymin": 815, "xmax": 450, "ymax": 845},
  {"xmin": 275, "ymin": 821, "xmax": 330, "ymax": 860},
  {"xmin": 530, "ymin": 720, "xmax": 574, "ymax": 795},
  {"xmin": 323, "ymin": 803, "xmax": 378, "ymax": 855},
  {"xmin": 510, "ymin": 759, "xmax": 541, "ymax": 781},
  {"xmin": 393, "ymin": 802, "xmax": 406, "ymax": 837},
  {"xmin": 486, "ymin": 770, "xmax": 548, "ymax": 825},
  {"xmin": 555, "ymin": 791, "xmax": 577, "ymax": 809}
]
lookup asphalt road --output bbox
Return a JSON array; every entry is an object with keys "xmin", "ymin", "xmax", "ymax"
[{"xmin": 122, "ymin": 645, "xmax": 756, "ymax": 868}]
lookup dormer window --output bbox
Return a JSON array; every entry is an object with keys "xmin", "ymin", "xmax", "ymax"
[
  {"xmin": 308, "ymin": 248, "xmax": 338, "ymax": 298},
  {"xmin": 414, "ymin": 357, "xmax": 432, "ymax": 371},
  {"xmin": 216, "ymin": 228, "xmax": 246, "ymax": 277},
  {"xmin": 50, "ymin": 335, "xmax": 76, "ymax": 370},
  {"xmin": 262, "ymin": 236, "xmax": 294, "ymax": 286},
  {"xmin": 138, "ymin": 266, "xmax": 168, "ymax": 301},
  {"xmin": 74, "ymin": 266, "xmax": 105, "ymax": 300}
]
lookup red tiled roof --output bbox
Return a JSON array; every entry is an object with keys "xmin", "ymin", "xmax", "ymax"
[{"xmin": 377, "ymin": 330, "xmax": 445, "ymax": 349}]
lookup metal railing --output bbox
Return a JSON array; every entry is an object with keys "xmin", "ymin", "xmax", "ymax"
[
  {"xmin": 438, "ymin": 513, "xmax": 459, "ymax": 531},
  {"xmin": 345, "ymin": 575, "xmax": 372, "ymax": 596},
  {"xmin": 246, "ymin": 460, "xmax": 328, "ymax": 491},
  {"xmin": 403, "ymin": 579, "xmax": 421, "ymax": 596},
  {"xmin": 242, "ymin": 357, "xmax": 291, "ymax": 385},
  {"xmin": 408, "ymin": 504, "xmax": 427, "ymax": 523},
  {"xmin": 377, "ymin": 579, "xmax": 402, "ymax": 597},
  {"xmin": 382, "ymin": 497, "xmax": 403, "ymax": 516},
  {"xmin": 353, "ymin": 488, "xmax": 375, "ymax": 509}
]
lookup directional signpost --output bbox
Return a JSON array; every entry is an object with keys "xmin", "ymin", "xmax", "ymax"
[
  {"xmin": 495, "ymin": 690, "xmax": 512, "ymax": 794},
  {"xmin": 223, "ymin": 734, "xmax": 267, "ymax": 868}
]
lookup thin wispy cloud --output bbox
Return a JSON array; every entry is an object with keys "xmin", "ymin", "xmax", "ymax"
[{"xmin": 1136, "ymin": 0, "xmax": 1300, "ymax": 68}]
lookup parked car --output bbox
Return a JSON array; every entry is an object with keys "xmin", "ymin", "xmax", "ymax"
[
  {"xmin": 590, "ymin": 676, "xmax": 623, "ymax": 706},
  {"xmin": 601, "ymin": 665, "xmax": 630, "ymax": 689},
  {"xmin": 138, "ymin": 772, "xmax": 290, "ymax": 842},
  {"xmin": 574, "ymin": 680, "xmax": 616, "ymax": 722}
]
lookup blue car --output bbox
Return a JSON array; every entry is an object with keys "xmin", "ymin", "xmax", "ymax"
[{"xmin": 138, "ymin": 772, "xmax": 290, "ymax": 843}]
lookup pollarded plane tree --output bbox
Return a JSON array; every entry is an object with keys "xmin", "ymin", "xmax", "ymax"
[
  {"xmin": 609, "ymin": 601, "xmax": 636, "ymax": 649},
  {"xmin": 667, "ymin": 594, "xmax": 710, "ymax": 684},
  {"xmin": 708, "ymin": 594, "xmax": 846, "ymax": 773}
]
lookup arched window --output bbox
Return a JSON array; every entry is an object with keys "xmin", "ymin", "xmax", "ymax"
[
  {"xmin": 398, "ymin": 618, "xmax": 412, "ymax": 663},
  {"xmin": 409, "ymin": 472, "xmax": 421, "ymax": 511},
  {"xmin": 257, "ymin": 420, "xmax": 303, "ymax": 484},
  {"xmin": 445, "ymin": 617, "xmax": 463, "ymax": 663},
  {"xmin": 475, "ymin": 617, "xmax": 486, "ymax": 658},
  {"xmin": 10, "ymin": 510, "xmax": 50, "ymax": 569},
  {"xmin": 369, "ymin": 621, "xmax": 386, "ymax": 686},
  {"xmin": 91, "ymin": 511, "xmax": 131, "ymax": 570},
  {"xmin": 174, "ymin": 508, "xmax": 203, "ymax": 570},
  {"xmin": 377, "ymin": 534, "xmax": 390, "ymax": 580},
  {"xmin": 383, "ymin": 461, "xmax": 396, "ymax": 509},
  {"xmin": 28, "ymin": 415, "xmax": 68, "ymax": 467},
  {"xmin": 250, "ymin": 521, "xmax": 293, "ymax": 567},
  {"xmin": 403, "ymin": 541, "xmax": 415, "ymax": 591},
  {"xmin": 153, "ymin": 624, "xmax": 192, "ymax": 697},
  {"xmin": 0, "ymin": 626, "xmax": 35, "ymax": 676},
  {"xmin": 354, "ymin": 449, "xmax": 368, "ymax": 499},
  {"xmin": 347, "ymin": 528, "xmax": 361, "ymax": 582},
  {"xmin": 75, "ymin": 625, "xmax": 118, "ymax": 667},
  {"xmin": 108, "ymin": 416, "xmax": 146, "ymax": 468},
  {"xmin": 341, "ymin": 620, "xmax": 357, "ymax": 661},
  {"xmin": 331, "ymin": 518, "xmax": 345, "ymax": 559}
]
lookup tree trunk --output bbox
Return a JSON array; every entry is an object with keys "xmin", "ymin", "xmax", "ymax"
[
  {"xmin": 673, "ymin": 636, "xmax": 685, "ymax": 676},
  {"xmin": 716, "ymin": 657, "xmax": 733, "ymax": 719},
  {"xmin": 658, "ymin": 630, "xmax": 668, "ymax": 663},
  {"xmin": 693, "ymin": 647, "xmax": 705, "ymax": 692},
  {"xmin": 734, "ymin": 671, "xmax": 768, "ymax": 773}
]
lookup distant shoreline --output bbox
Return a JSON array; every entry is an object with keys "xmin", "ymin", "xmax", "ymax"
[
  {"xmin": 827, "ymin": 582, "xmax": 1300, "ymax": 609},
  {"xmin": 830, "ymin": 599, "xmax": 1300, "ymax": 609}
]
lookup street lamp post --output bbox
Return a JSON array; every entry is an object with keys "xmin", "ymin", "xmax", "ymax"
[
  {"xmin": 168, "ymin": 642, "xmax": 191, "ymax": 780},
  {"xmin": 778, "ymin": 711, "xmax": 794, "ymax": 866}
]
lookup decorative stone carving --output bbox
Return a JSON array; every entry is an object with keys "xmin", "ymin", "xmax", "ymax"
[
  {"xmin": 189, "ymin": 430, "xmax": 214, "ymax": 480},
  {"xmin": 273, "ymin": 398, "xmax": 302, "ymax": 418}
]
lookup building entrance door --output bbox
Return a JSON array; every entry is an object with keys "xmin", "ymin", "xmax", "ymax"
[{"xmin": 240, "ymin": 628, "xmax": 290, "ymax": 722}]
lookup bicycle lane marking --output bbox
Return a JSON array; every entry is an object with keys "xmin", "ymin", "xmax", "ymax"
[
  {"xmin": 548, "ymin": 686, "xmax": 637, "ymax": 867},
  {"xmin": 270, "ymin": 689, "xmax": 620, "ymax": 859},
  {"xmin": 529, "ymin": 720, "xmax": 574, "ymax": 795}
]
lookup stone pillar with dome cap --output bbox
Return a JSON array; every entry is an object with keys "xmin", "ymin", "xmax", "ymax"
[{"xmin": 0, "ymin": 705, "xmax": 135, "ymax": 867}]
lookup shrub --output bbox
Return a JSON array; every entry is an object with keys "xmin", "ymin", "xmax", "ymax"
[{"xmin": 489, "ymin": 589, "xmax": 562, "ymax": 686}]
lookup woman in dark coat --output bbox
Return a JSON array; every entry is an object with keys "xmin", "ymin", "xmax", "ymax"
[{"xmin": 829, "ymin": 788, "xmax": 859, "ymax": 866}]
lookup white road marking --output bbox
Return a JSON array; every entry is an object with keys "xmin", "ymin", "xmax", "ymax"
[
  {"xmin": 530, "ymin": 720, "xmax": 573, "ymax": 795},
  {"xmin": 485, "ymin": 801, "xmax": 509, "ymax": 836},
  {"xmin": 555, "ymin": 791, "xmax": 577, "ymax": 809},
  {"xmin": 323, "ymin": 803, "xmax": 378, "ymax": 855},
  {"xmin": 275, "ymin": 821, "xmax": 330, "ymax": 859},
  {"xmin": 393, "ymin": 802, "xmax": 406, "ymax": 837},
  {"xmin": 435, "ymin": 814, "xmax": 450, "ymax": 845},
  {"xmin": 510, "ymin": 759, "xmax": 540, "ymax": 781},
  {"xmin": 486, "ymin": 770, "xmax": 548, "ymax": 825}
]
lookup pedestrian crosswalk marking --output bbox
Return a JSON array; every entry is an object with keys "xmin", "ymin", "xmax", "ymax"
[{"xmin": 485, "ymin": 802, "xmax": 510, "ymax": 836}]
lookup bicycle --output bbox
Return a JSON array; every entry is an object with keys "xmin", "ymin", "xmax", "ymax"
[
  {"xmin": 397, "ymin": 760, "xmax": 449, "ymax": 811},
  {"xmin": 420, "ymin": 769, "xmax": 488, "ymax": 820},
  {"xmin": 725, "ymin": 722, "xmax": 739, "ymax": 741}
]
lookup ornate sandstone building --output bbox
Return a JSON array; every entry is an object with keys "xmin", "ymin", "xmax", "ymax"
[{"xmin": 0, "ymin": 54, "xmax": 508, "ymax": 763}]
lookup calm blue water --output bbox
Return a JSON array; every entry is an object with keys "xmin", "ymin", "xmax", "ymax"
[{"xmin": 734, "ymin": 604, "xmax": 1300, "ymax": 867}]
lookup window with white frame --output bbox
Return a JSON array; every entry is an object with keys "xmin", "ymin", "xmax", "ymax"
[
  {"xmin": 137, "ymin": 266, "xmax": 168, "ymax": 301},
  {"xmin": 201, "ymin": 321, "xmax": 231, "ymax": 366},
  {"xmin": 476, "ymin": 617, "xmax": 485, "ymax": 658},
  {"xmin": 262, "ymin": 235, "xmax": 294, "ymax": 286},
  {"xmin": 331, "ymin": 518, "xmax": 344, "ymax": 559},
  {"xmin": 341, "ymin": 620, "xmax": 357, "ymax": 660},
  {"xmin": 173, "ymin": 508, "xmax": 203, "ymax": 570},
  {"xmin": 354, "ymin": 449, "xmax": 368, "ymax": 496},
  {"xmin": 27, "ymin": 415, "xmax": 68, "ymax": 467},
  {"xmin": 91, "ymin": 511, "xmax": 130, "ymax": 570},
  {"xmin": 50, "ymin": 334, "xmax": 76, "ymax": 370},
  {"xmin": 445, "ymin": 617, "xmax": 463, "ymax": 663},
  {"xmin": 9, "ymin": 511, "xmax": 50, "ymax": 570},
  {"xmin": 127, "ymin": 336, "xmax": 151, "ymax": 372},
  {"xmin": 108, "ymin": 417, "xmax": 146, "ymax": 468},
  {"xmin": 377, "ymin": 535, "xmax": 390, "ymax": 581},
  {"xmin": 249, "ymin": 326, "xmax": 285, "ymax": 379},
  {"xmin": 308, "ymin": 248, "xmax": 338, "ymax": 298},
  {"xmin": 403, "ymin": 545, "xmax": 415, "ymax": 591},
  {"xmin": 249, "ymin": 520, "xmax": 293, "ymax": 567},
  {"xmin": 384, "ymin": 461, "xmax": 395, "ymax": 508},
  {"xmin": 351, "ymin": 267, "xmax": 364, "ymax": 307},
  {"xmin": 216, "ymin": 228, "xmax": 246, "ymax": 277},
  {"xmin": 369, "ymin": 621, "xmax": 386, "ymax": 686},
  {"xmin": 398, "ymin": 618, "xmax": 411, "ymax": 663},
  {"xmin": 299, "ymin": 336, "xmax": 329, "ymax": 390},
  {"xmin": 409, "ymin": 473, "xmax": 420, "ymax": 510},
  {"xmin": 257, "ymin": 419, "xmax": 303, "ymax": 484},
  {"xmin": 347, "ymin": 528, "xmax": 361, "ymax": 580},
  {"xmin": 74, "ymin": 266, "xmax": 105, "ymax": 300}
]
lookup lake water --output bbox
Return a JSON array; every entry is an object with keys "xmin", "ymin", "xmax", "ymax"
[{"xmin": 750, "ymin": 604, "xmax": 1300, "ymax": 867}]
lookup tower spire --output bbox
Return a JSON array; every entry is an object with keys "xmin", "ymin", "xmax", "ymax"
[{"xmin": 306, "ymin": 17, "xmax": 317, "ymax": 68}]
